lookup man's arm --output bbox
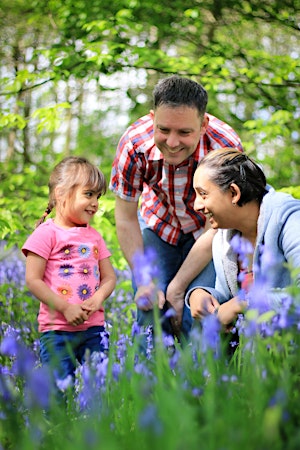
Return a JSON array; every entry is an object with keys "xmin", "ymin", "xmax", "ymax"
[
  {"xmin": 166, "ymin": 227, "xmax": 216, "ymax": 324},
  {"xmin": 115, "ymin": 196, "xmax": 143, "ymax": 270},
  {"xmin": 115, "ymin": 196, "xmax": 165, "ymax": 311}
]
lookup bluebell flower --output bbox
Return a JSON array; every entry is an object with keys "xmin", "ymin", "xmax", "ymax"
[
  {"xmin": 56, "ymin": 375, "xmax": 73, "ymax": 392},
  {"xmin": 136, "ymin": 296, "xmax": 150, "ymax": 309},
  {"xmin": 0, "ymin": 334, "xmax": 19, "ymax": 357},
  {"xmin": 94, "ymin": 353, "xmax": 109, "ymax": 387},
  {"xmin": 164, "ymin": 307, "xmax": 176, "ymax": 318},
  {"xmin": 115, "ymin": 334, "xmax": 129, "ymax": 363},
  {"xmin": 134, "ymin": 362, "xmax": 152, "ymax": 377},
  {"xmin": 77, "ymin": 365, "xmax": 94, "ymax": 412},
  {"xmin": 231, "ymin": 234, "xmax": 254, "ymax": 270},
  {"xmin": 132, "ymin": 248, "xmax": 160, "ymax": 287},
  {"xmin": 100, "ymin": 331, "xmax": 109, "ymax": 351},
  {"xmin": 112, "ymin": 363, "xmax": 122, "ymax": 381},
  {"xmin": 138, "ymin": 404, "xmax": 163, "ymax": 435},
  {"xmin": 192, "ymin": 387, "xmax": 204, "ymax": 397},
  {"xmin": 25, "ymin": 366, "xmax": 52, "ymax": 410},
  {"xmin": 1, "ymin": 333, "xmax": 36, "ymax": 377},
  {"xmin": 169, "ymin": 349, "xmax": 180, "ymax": 371},
  {"xmin": 0, "ymin": 372, "xmax": 14, "ymax": 403},
  {"xmin": 131, "ymin": 321, "xmax": 141, "ymax": 337},
  {"xmin": 247, "ymin": 279, "xmax": 271, "ymax": 314},
  {"xmin": 163, "ymin": 333, "xmax": 174, "ymax": 348},
  {"xmin": 268, "ymin": 388, "xmax": 286, "ymax": 407},
  {"xmin": 201, "ymin": 314, "xmax": 221, "ymax": 356},
  {"xmin": 240, "ymin": 317, "xmax": 258, "ymax": 338}
]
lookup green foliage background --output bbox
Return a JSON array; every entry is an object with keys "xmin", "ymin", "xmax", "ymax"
[
  {"xmin": 0, "ymin": 0, "xmax": 299, "ymax": 260},
  {"xmin": 0, "ymin": 4, "xmax": 300, "ymax": 448}
]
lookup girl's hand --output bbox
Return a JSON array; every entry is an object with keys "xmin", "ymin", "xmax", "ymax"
[
  {"xmin": 81, "ymin": 297, "xmax": 101, "ymax": 316},
  {"xmin": 63, "ymin": 304, "xmax": 90, "ymax": 326}
]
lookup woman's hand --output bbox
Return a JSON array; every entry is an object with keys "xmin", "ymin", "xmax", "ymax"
[
  {"xmin": 216, "ymin": 297, "xmax": 247, "ymax": 327},
  {"xmin": 189, "ymin": 289, "xmax": 220, "ymax": 320}
]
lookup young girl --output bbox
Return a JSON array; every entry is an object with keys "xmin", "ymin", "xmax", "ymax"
[{"xmin": 22, "ymin": 156, "xmax": 117, "ymax": 382}]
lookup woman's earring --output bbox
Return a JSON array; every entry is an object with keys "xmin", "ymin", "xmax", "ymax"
[{"xmin": 232, "ymin": 202, "xmax": 236, "ymax": 206}]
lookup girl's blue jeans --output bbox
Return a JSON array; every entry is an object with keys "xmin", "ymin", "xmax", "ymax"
[{"xmin": 40, "ymin": 325, "xmax": 106, "ymax": 381}]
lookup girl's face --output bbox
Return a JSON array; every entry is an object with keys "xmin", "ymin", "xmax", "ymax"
[
  {"xmin": 193, "ymin": 167, "xmax": 236, "ymax": 229},
  {"xmin": 56, "ymin": 185, "xmax": 100, "ymax": 228}
]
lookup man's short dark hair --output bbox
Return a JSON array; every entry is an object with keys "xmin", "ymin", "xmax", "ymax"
[{"xmin": 153, "ymin": 75, "xmax": 208, "ymax": 117}]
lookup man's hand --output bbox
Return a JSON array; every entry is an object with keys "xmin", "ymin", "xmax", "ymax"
[
  {"xmin": 189, "ymin": 288, "xmax": 220, "ymax": 320},
  {"xmin": 166, "ymin": 277, "xmax": 186, "ymax": 330},
  {"xmin": 134, "ymin": 283, "xmax": 165, "ymax": 311}
]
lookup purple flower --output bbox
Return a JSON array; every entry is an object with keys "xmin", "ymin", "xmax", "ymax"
[
  {"xmin": 192, "ymin": 387, "xmax": 204, "ymax": 397},
  {"xmin": 134, "ymin": 362, "xmax": 152, "ymax": 377},
  {"xmin": 95, "ymin": 353, "xmax": 109, "ymax": 386},
  {"xmin": 268, "ymin": 388, "xmax": 286, "ymax": 407},
  {"xmin": 138, "ymin": 404, "xmax": 163, "ymax": 435},
  {"xmin": 77, "ymin": 365, "xmax": 94, "ymax": 412},
  {"xmin": 230, "ymin": 234, "xmax": 254, "ymax": 269},
  {"xmin": 132, "ymin": 248, "xmax": 160, "ymax": 286},
  {"xmin": 0, "ymin": 334, "xmax": 36, "ymax": 377},
  {"xmin": 164, "ymin": 307, "xmax": 176, "ymax": 318},
  {"xmin": 56, "ymin": 375, "xmax": 73, "ymax": 392},
  {"xmin": 136, "ymin": 296, "xmax": 150, "ymax": 309},
  {"xmin": 0, "ymin": 335, "xmax": 19, "ymax": 357},
  {"xmin": 169, "ymin": 349, "xmax": 180, "ymax": 370},
  {"xmin": 247, "ymin": 280, "xmax": 271, "ymax": 314},
  {"xmin": 131, "ymin": 321, "xmax": 141, "ymax": 337},
  {"xmin": 163, "ymin": 333, "xmax": 175, "ymax": 348},
  {"xmin": 0, "ymin": 372, "xmax": 14, "ymax": 403},
  {"xmin": 201, "ymin": 314, "xmax": 221, "ymax": 355},
  {"xmin": 100, "ymin": 331, "xmax": 110, "ymax": 351},
  {"xmin": 112, "ymin": 363, "xmax": 122, "ymax": 381},
  {"xmin": 25, "ymin": 366, "xmax": 52, "ymax": 409}
]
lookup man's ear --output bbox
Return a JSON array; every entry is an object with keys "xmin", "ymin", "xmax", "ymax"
[
  {"xmin": 230, "ymin": 183, "xmax": 241, "ymax": 204},
  {"xmin": 200, "ymin": 114, "xmax": 209, "ymax": 136}
]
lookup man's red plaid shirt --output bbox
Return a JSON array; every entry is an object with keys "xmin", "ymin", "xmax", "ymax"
[{"xmin": 110, "ymin": 113, "xmax": 243, "ymax": 246}]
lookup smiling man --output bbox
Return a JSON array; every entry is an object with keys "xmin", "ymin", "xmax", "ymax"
[{"xmin": 109, "ymin": 75, "xmax": 243, "ymax": 343}]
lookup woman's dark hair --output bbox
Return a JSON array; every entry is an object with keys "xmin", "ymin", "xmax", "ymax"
[
  {"xmin": 36, "ymin": 156, "xmax": 106, "ymax": 227},
  {"xmin": 198, "ymin": 148, "xmax": 268, "ymax": 206},
  {"xmin": 153, "ymin": 75, "xmax": 208, "ymax": 118}
]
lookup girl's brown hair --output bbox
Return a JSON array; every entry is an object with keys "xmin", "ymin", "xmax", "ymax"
[{"xmin": 36, "ymin": 156, "xmax": 106, "ymax": 227}]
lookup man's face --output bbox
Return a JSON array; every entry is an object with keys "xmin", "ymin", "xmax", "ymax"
[{"xmin": 153, "ymin": 105, "xmax": 208, "ymax": 165}]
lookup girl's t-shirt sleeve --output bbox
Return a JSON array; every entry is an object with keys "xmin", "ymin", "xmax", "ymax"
[{"xmin": 22, "ymin": 222, "xmax": 54, "ymax": 260}]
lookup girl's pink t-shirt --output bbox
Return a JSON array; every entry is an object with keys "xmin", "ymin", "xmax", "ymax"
[{"xmin": 22, "ymin": 219, "xmax": 112, "ymax": 332}]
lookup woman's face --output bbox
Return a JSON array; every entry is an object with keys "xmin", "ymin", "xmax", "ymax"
[{"xmin": 193, "ymin": 167, "xmax": 236, "ymax": 229}]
